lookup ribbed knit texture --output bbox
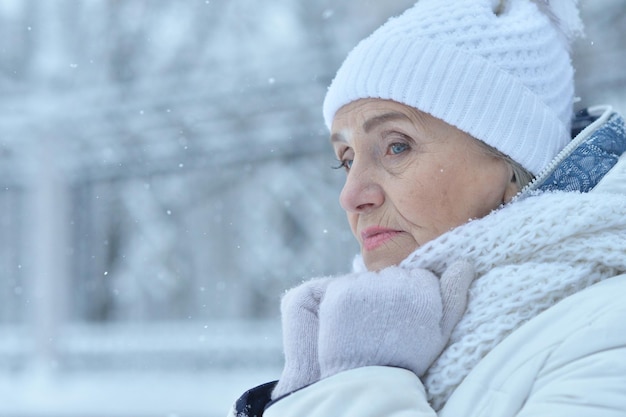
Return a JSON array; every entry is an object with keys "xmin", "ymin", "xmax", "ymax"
[
  {"xmin": 323, "ymin": 0, "xmax": 584, "ymax": 175},
  {"xmin": 398, "ymin": 191, "xmax": 626, "ymax": 410}
]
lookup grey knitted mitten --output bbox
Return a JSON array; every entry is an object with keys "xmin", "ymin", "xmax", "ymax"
[
  {"xmin": 272, "ymin": 276, "xmax": 332, "ymax": 400},
  {"xmin": 271, "ymin": 259, "xmax": 474, "ymax": 399},
  {"xmin": 318, "ymin": 260, "xmax": 475, "ymax": 379}
]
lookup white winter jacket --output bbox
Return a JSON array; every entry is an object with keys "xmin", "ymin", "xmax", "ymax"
[
  {"xmin": 232, "ymin": 106, "xmax": 626, "ymax": 416},
  {"xmin": 266, "ymin": 273, "xmax": 626, "ymax": 416}
]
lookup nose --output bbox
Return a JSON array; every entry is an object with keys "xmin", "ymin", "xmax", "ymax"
[{"xmin": 339, "ymin": 165, "xmax": 384, "ymax": 214}]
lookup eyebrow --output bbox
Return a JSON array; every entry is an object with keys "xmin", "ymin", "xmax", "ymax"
[
  {"xmin": 329, "ymin": 111, "xmax": 412, "ymax": 144},
  {"xmin": 330, "ymin": 132, "xmax": 345, "ymax": 144},
  {"xmin": 363, "ymin": 112, "xmax": 411, "ymax": 133}
]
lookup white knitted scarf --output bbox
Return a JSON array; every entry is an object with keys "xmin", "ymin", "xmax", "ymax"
[{"xmin": 397, "ymin": 190, "xmax": 626, "ymax": 411}]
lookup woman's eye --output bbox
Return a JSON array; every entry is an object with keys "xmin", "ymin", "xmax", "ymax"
[
  {"xmin": 333, "ymin": 158, "xmax": 353, "ymax": 171},
  {"xmin": 389, "ymin": 142, "xmax": 409, "ymax": 155}
]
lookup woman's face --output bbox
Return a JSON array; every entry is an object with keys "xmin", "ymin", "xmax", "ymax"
[{"xmin": 331, "ymin": 99, "xmax": 518, "ymax": 271}]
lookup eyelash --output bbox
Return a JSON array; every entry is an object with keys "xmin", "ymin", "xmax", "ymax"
[{"xmin": 332, "ymin": 158, "xmax": 352, "ymax": 171}]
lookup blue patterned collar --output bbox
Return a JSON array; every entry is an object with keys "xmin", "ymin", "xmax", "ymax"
[{"xmin": 526, "ymin": 106, "xmax": 626, "ymax": 194}]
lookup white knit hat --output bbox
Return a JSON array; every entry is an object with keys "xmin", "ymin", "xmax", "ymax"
[{"xmin": 323, "ymin": 0, "xmax": 584, "ymax": 175}]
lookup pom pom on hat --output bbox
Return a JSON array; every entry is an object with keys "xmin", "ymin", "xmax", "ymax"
[
  {"xmin": 323, "ymin": 0, "xmax": 585, "ymax": 175},
  {"xmin": 529, "ymin": 0, "xmax": 584, "ymax": 45}
]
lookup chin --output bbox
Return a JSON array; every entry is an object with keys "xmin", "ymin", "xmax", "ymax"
[
  {"xmin": 363, "ymin": 245, "xmax": 418, "ymax": 271},
  {"xmin": 363, "ymin": 255, "xmax": 403, "ymax": 272}
]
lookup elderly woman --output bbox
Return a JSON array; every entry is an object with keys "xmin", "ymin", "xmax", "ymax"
[{"xmin": 230, "ymin": 0, "xmax": 626, "ymax": 415}]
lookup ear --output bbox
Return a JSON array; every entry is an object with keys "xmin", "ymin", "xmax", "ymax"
[{"xmin": 502, "ymin": 173, "xmax": 519, "ymax": 203}]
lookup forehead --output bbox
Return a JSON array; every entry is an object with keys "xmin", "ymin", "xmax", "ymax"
[
  {"xmin": 330, "ymin": 99, "xmax": 429, "ymax": 143},
  {"xmin": 334, "ymin": 99, "xmax": 412, "ymax": 124},
  {"xmin": 331, "ymin": 111, "xmax": 409, "ymax": 144}
]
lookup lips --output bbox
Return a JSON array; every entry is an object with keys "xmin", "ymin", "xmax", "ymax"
[{"xmin": 361, "ymin": 226, "xmax": 402, "ymax": 251}]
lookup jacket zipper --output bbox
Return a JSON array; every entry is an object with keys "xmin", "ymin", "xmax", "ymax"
[{"xmin": 520, "ymin": 105, "xmax": 613, "ymax": 195}]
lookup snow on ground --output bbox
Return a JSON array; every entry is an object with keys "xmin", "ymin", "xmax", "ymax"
[
  {"xmin": 0, "ymin": 367, "xmax": 280, "ymax": 417},
  {"xmin": 0, "ymin": 321, "xmax": 283, "ymax": 417}
]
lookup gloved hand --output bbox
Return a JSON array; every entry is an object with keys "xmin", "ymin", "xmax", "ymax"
[
  {"xmin": 271, "ymin": 259, "xmax": 475, "ymax": 400},
  {"xmin": 272, "ymin": 276, "xmax": 332, "ymax": 400},
  {"xmin": 318, "ymin": 259, "xmax": 475, "ymax": 379}
]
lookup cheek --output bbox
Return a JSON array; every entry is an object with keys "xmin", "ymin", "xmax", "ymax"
[
  {"xmin": 418, "ymin": 165, "xmax": 456, "ymax": 205},
  {"xmin": 346, "ymin": 212, "xmax": 358, "ymax": 235},
  {"xmin": 415, "ymin": 166, "xmax": 470, "ymax": 227},
  {"xmin": 435, "ymin": 163, "xmax": 507, "ymax": 222},
  {"xmin": 397, "ymin": 177, "xmax": 446, "ymax": 227},
  {"xmin": 434, "ymin": 167, "xmax": 463, "ymax": 205}
]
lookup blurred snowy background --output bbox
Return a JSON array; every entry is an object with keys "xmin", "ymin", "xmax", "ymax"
[{"xmin": 0, "ymin": 1, "xmax": 623, "ymax": 416}]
